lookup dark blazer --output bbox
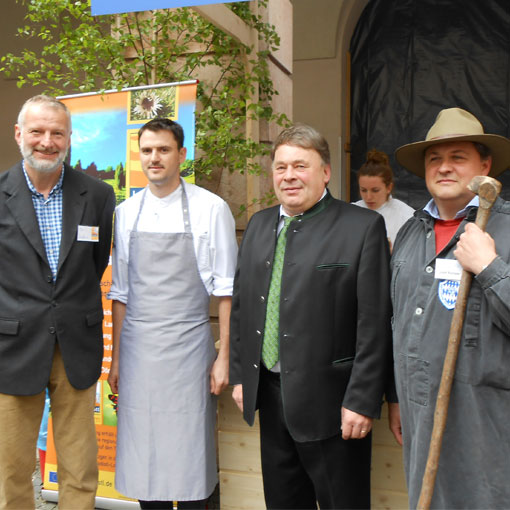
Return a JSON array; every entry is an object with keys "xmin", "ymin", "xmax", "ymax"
[
  {"xmin": 0, "ymin": 162, "xmax": 115, "ymax": 395},
  {"xmin": 230, "ymin": 192, "xmax": 392, "ymax": 442}
]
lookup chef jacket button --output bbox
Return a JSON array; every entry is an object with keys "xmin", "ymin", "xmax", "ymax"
[
  {"xmin": 415, "ymin": 307, "xmax": 423, "ymax": 315},
  {"xmin": 426, "ymin": 231, "xmax": 432, "ymax": 239},
  {"xmin": 266, "ymin": 260, "xmax": 271, "ymax": 267},
  {"xmin": 253, "ymin": 364, "xmax": 258, "ymax": 369},
  {"xmin": 49, "ymin": 327, "xmax": 56, "ymax": 334},
  {"xmin": 46, "ymin": 275, "xmax": 53, "ymax": 283},
  {"xmin": 260, "ymin": 296, "xmax": 265, "ymax": 303},
  {"xmin": 426, "ymin": 266, "xmax": 433, "ymax": 273},
  {"xmin": 256, "ymin": 330, "xmax": 261, "ymax": 335}
]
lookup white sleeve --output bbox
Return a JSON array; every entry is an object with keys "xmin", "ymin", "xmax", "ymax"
[
  {"xmin": 209, "ymin": 199, "xmax": 238, "ymax": 297},
  {"xmin": 107, "ymin": 205, "xmax": 130, "ymax": 304}
]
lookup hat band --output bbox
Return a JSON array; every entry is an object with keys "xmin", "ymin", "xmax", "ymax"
[{"xmin": 428, "ymin": 133, "xmax": 481, "ymax": 141}]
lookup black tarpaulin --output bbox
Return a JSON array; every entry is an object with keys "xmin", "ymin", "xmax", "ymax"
[{"xmin": 350, "ymin": 0, "xmax": 510, "ymax": 206}]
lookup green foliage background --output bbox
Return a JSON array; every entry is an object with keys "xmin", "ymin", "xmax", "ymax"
[{"xmin": 1, "ymin": 0, "xmax": 289, "ymax": 180}]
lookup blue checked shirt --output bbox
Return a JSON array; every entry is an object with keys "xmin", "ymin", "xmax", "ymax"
[{"xmin": 23, "ymin": 162, "xmax": 64, "ymax": 281}]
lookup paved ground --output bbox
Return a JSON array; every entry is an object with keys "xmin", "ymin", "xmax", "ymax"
[{"xmin": 33, "ymin": 459, "xmax": 220, "ymax": 509}]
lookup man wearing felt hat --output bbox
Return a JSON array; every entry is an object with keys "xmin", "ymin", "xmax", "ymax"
[{"xmin": 390, "ymin": 107, "xmax": 510, "ymax": 509}]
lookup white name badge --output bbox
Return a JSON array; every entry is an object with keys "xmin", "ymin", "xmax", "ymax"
[
  {"xmin": 435, "ymin": 258, "xmax": 463, "ymax": 281},
  {"xmin": 77, "ymin": 225, "xmax": 99, "ymax": 242}
]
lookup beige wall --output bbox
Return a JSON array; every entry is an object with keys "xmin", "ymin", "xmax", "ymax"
[
  {"xmin": 0, "ymin": 2, "xmax": 45, "ymax": 170},
  {"xmin": 292, "ymin": 0, "xmax": 368, "ymax": 200}
]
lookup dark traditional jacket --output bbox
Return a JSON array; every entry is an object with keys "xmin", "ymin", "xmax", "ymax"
[{"xmin": 230, "ymin": 192, "xmax": 393, "ymax": 442}]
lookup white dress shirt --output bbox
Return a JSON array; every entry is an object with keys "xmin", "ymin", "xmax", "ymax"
[{"xmin": 108, "ymin": 181, "xmax": 238, "ymax": 304}]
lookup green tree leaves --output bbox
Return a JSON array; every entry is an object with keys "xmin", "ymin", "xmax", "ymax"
[{"xmin": 1, "ymin": 0, "xmax": 289, "ymax": 182}]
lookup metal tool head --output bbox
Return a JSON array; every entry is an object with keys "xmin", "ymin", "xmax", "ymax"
[{"xmin": 467, "ymin": 175, "xmax": 502, "ymax": 209}]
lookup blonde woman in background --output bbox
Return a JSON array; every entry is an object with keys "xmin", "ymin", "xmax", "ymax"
[{"xmin": 354, "ymin": 149, "xmax": 414, "ymax": 249}]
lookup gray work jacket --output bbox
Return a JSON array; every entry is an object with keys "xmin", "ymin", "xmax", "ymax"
[{"xmin": 391, "ymin": 197, "xmax": 510, "ymax": 509}]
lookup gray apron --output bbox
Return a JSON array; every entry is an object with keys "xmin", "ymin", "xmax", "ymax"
[{"xmin": 115, "ymin": 183, "xmax": 217, "ymax": 501}]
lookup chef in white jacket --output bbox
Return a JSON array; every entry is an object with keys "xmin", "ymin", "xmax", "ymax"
[{"xmin": 108, "ymin": 118, "xmax": 238, "ymax": 510}]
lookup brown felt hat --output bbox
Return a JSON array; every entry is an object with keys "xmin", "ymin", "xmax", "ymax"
[{"xmin": 395, "ymin": 107, "xmax": 510, "ymax": 178}]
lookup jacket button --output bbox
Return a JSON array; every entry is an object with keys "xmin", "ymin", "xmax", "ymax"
[
  {"xmin": 426, "ymin": 232, "xmax": 432, "ymax": 239},
  {"xmin": 49, "ymin": 327, "xmax": 56, "ymax": 334},
  {"xmin": 426, "ymin": 266, "xmax": 433, "ymax": 273},
  {"xmin": 415, "ymin": 307, "xmax": 423, "ymax": 315},
  {"xmin": 260, "ymin": 296, "xmax": 265, "ymax": 303},
  {"xmin": 265, "ymin": 260, "xmax": 271, "ymax": 267},
  {"xmin": 46, "ymin": 275, "xmax": 53, "ymax": 283},
  {"xmin": 253, "ymin": 364, "xmax": 258, "ymax": 369},
  {"xmin": 256, "ymin": 330, "xmax": 261, "ymax": 336}
]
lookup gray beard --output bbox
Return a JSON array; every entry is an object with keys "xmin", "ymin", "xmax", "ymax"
[
  {"xmin": 24, "ymin": 153, "xmax": 65, "ymax": 174},
  {"xmin": 19, "ymin": 144, "xmax": 67, "ymax": 174}
]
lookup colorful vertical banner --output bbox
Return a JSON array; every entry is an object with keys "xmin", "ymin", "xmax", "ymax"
[
  {"xmin": 41, "ymin": 81, "xmax": 198, "ymax": 509},
  {"xmin": 91, "ymin": 0, "xmax": 250, "ymax": 16}
]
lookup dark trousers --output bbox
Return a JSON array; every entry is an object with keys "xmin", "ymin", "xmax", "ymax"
[
  {"xmin": 139, "ymin": 499, "xmax": 206, "ymax": 509},
  {"xmin": 258, "ymin": 365, "xmax": 372, "ymax": 510}
]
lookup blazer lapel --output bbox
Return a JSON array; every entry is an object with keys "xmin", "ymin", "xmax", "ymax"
[
  {"xmin": 3, "ymin": 163, "xmax": 49, "ymax": 266},
  {"xmin": 58, "ymin": 166, "xmax": 87, "ymax": 274}
]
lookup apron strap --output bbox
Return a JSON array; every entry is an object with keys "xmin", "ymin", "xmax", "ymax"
[
  {"xmin": 132, "ymin": 188, "xmax": 147, "ymax": 233},
  {"xmin": 180, "ymin": 179, "xmax": 192, "ymax": 234}
]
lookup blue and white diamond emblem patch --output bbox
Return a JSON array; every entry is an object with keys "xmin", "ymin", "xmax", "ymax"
[{"xmin": 438, "ymin": 280, "xmax": 460, "ymax": 310}]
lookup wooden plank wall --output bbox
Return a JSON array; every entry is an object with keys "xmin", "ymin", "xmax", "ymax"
[
  {"xmin": 371, "ymin": 403, "xmax": 408, "ymax": 509},
  {"xmin": 217, "ymin": 395, "xmax": 408, "ymax": 509},
  {"xmin": 218, "ymin": 392, "xmax": 264, "ymax": 509}
]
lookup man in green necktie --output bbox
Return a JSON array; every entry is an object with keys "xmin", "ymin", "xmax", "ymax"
[{"xmin": 230, "ymin": 124, "xmax": 393, "ymax": 509}]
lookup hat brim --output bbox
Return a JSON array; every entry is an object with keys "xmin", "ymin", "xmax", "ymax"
[{"xmin": 395, "ymin": 134, "xmax": 510, "ymax": 178}]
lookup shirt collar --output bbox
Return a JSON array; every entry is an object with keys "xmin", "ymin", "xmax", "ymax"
[
  {"xmin": 146, "ymin": 182, "xmax": 182, "ymax": 206},
  {"xmin": 22, "ymin": 161, "xmax": 64, "ymax": 197},
  {"xmin": 279, "ymin": 188, "xmax": 328, "ymax": 218},
  {"xmin": 423, "ymin": 196, "xmax": 479, "ymax": 220}
]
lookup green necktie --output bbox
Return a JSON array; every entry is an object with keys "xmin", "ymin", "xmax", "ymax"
[{"xmin": 262, "ymin": 216, "xmax": 294, "ymax": 369}]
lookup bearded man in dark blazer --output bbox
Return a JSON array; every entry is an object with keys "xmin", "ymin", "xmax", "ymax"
[
  {"xmin": 0, "ymin": 95, "xmax": 115, "ymax": 510},
  {"xmin": 230, "ymin": 124, "xmax": 392, "ymax": 509}
]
